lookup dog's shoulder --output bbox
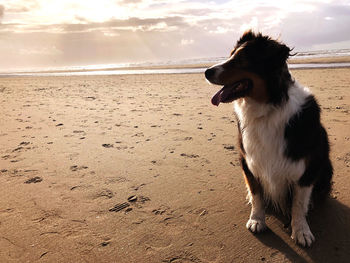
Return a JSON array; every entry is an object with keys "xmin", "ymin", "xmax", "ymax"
[{"xmin": 284, "ymin": 89, "xmax": 325, "ymax": 161}]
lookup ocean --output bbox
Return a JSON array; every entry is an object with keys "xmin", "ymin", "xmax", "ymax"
[{"xmin": 1, "ymin": 48, "xmax": 350, "ymax": 77}]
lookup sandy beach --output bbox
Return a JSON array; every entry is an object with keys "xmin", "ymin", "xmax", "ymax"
[{"xmin": 1, "ymin": 66, "xmax": 350, "ymax": 262}]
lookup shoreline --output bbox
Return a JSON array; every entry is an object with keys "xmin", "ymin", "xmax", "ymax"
[
  {"xmin": 2, "ymin": 62, "xmax": 350, "ymax": 78},
  {"xmin": 1, "ymin": 55, "xmax": 350, "ymax": 77},
  {"xmin": 289, "ymin": 55, "xmax": 350, "ymax": 64}
]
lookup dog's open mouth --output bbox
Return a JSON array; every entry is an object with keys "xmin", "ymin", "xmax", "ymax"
[{"xmin": 211, "ymin": 79, "xmax": 252, "ymax": 106}]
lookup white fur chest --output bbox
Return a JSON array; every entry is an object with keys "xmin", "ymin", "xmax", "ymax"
[{"xmin": 234, "ymin": 83, "xmax": 311, "ymax": 205}]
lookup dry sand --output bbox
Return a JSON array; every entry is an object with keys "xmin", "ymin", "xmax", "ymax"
[{"xmin": 1, "ymin": 68, "xmax": 350, "ymax": 262}]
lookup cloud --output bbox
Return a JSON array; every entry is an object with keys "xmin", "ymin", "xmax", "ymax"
[
  {"xmin": 19, "ymin": 46, "xmax": 62, "ymax": 56},
  {"xmin": 0, "ymin": 16, "xmax": 188, "ymax": 35},
  {"xmin": 0, "ymin": 5, "xmax": 4, "ymax": 20},
  {"xmin": 280, "ymin": 3, "xmax": 350, "ymax": 49},
  {"xmin": 2, "ymin": 0, "xmax": 39, "ymax": 13},
  {"xmin": 181, "ymin": 39, "xmax": 194, "ymax": 45},
  {"xmin": 1, "ymin": 0, "xmax": 350, "ymax": 70},
  {"xmin": 118, "ymin": 0, "xmax": 144, "ymax": 4}
]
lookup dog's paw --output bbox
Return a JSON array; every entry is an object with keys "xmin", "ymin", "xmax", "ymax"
[
  {"xmin": 291, "ymin": 224, "xmax": 315, "ymax": 247},
  {"xmin": 246, "ymin": 218, "xmax": 266, "ymax": 233}
]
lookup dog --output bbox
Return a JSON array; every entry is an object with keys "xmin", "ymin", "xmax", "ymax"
[{"xmin": 205, "ymin": 30, "xmax": 333, "ymax": 247}]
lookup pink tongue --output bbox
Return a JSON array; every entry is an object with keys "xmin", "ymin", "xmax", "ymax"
[
  {"xmin": 211, "ymin": 87, "xmax": 225, "ymax": 106},
  {"xmin": 211, "ymin": 82, "xmax": 245, "ymax": 106},
  {"xmin": 211, "ymin": 86, "xmax": 235, "ymax": 106}
]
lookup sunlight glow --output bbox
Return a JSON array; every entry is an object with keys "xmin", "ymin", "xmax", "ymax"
[
  {"xmin": 0, "ymin": 0, "xmax": 338, "ymax": 27},
  {"xmin": 0, "ymin": 0, "xmax": 349, "ymax": 70}
]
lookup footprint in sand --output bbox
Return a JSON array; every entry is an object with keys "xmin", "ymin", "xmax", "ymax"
[
  {"xmin": 100, "ymin": 241, "xmax": 110, "ymax": 247},
  {"xmin": 132, "ymin": 183, "xmax": 146, "ymax": 191},
  {"xmin": 223, "ymin": 144, "xmax": 235, "ymax": 151},
  {"xmin": 73, "ymin": 130, "xmax": 85, "ymax": 134},
  {"xmin": 152, "ymin": 205, "xmax": 170, "ymax": 215},
  {"xmin": 140, "ymin": 234, "xmax": 173, "ymax": 253},
  {"xmin": 2, "ymin": 155, "xmax": 12, "ymax": 160},
  {"xmin": 109, "ymin": 195, "xmax": 151, "ymax": 213},
  {"xmin": 70, "ymin": 165, "xmax": 88, "ymax": 172},
  {"xmin": 162, "ymin": 252, "xmax": 202, "ymax": 263},
  {"xmin": 93, "ymin": 189, "xmax": 114, "ymax": 199},
  {"xmin": 102, "ymin": 143, "xmax": 113, "ymax": 148},
  {"xmin": 109, "ymin": 202, "xmax": 130, "ymax": 212},
  {"xmin": 104, "ymin": 176, "xmax": 129, "ymax": 184},
  {"xmin": 24, "ymin": 176, "xmax": 43, "ymax": 184},
  {"xmin": 136, "ymin": 196, "xmax": 150, "ymax": 204},
  {"xmin": 337, "ymin": 152, "xmax": 350, "ymax": 167},
  {"xmin": 180, "ymin": 153, "xmax": 199, "ymax": 158}
]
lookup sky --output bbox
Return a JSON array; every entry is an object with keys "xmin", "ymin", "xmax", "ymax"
[{"xmin": 0, "ymin": 0, "xmax": 350, "ymax": 70}]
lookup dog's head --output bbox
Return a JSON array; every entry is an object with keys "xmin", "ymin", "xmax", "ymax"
[{"xmin": 205, "ymin": 30, "xmax": 293, "ymax": 106}]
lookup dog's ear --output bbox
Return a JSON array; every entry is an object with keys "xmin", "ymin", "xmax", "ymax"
[
  {"xmin": 270, "ymin": 42, "xmax": 292, "ymax": 68},
  {"xmin": 277, "ymin": 43, "xmax": 292, "ymax": 62},
  {"xmin": 237, "ymin": 30, "xmax": 259, "ymax": 45}
]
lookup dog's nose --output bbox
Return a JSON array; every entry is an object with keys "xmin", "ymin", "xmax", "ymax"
[{"xmin": 205, "ymin": 68, "xmax": 215, "ymax": 80}]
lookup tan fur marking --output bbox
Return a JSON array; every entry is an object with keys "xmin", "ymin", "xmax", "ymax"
[{"xmin": 214, "ymin": 51, "xmax": 268, "ymax": 103}]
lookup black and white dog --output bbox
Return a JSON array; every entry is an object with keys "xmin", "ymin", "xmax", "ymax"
[{"xmin": 205, "ymin": 31, "xmax": 333, "ymax": 247}]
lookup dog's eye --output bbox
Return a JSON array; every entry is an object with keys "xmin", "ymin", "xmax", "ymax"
[{"xmin": 233, "ymin": 52, "xmax": 249, "ymax": 67}]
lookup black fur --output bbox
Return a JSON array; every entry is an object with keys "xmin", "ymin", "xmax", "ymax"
[
  {"xmin": 206, "ymin": 31, "xmax": 334, "ymax": 245},
  {"xmin": 284, "ymin": 95, "xmax": 333, "ymax": 199},
  {"xmin": 207, "ymin": 30, "xmax": 333, "ymax": 205},
  {"xmin": 233, "ymin": 32, "xmax": 333, "ymax": 203},
  {"xmin": 231, "ymin": 31, "xmax": 294, "ymax": 105}
]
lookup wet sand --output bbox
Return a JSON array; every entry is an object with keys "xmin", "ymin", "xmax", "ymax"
[{"xmin": 1, "ymin": 67, "xmax": 350, "ymax": 262}]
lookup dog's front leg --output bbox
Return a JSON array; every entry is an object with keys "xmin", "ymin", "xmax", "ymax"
[
  {"xmin": 246, "ymin": 190, "xmax": 266, "ymax": 233},
  {"xmin": 291, "ymin": 184, "xmax": 315, "ymax": 247},
  {"xmin": 241, "ymin": 157, "xmax": 266, "ymax": 233}
]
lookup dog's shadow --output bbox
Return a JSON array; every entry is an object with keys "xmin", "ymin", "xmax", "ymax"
[{"xmin": 255, "ymin": 198, "xmax": 350, "ymax": 262}]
